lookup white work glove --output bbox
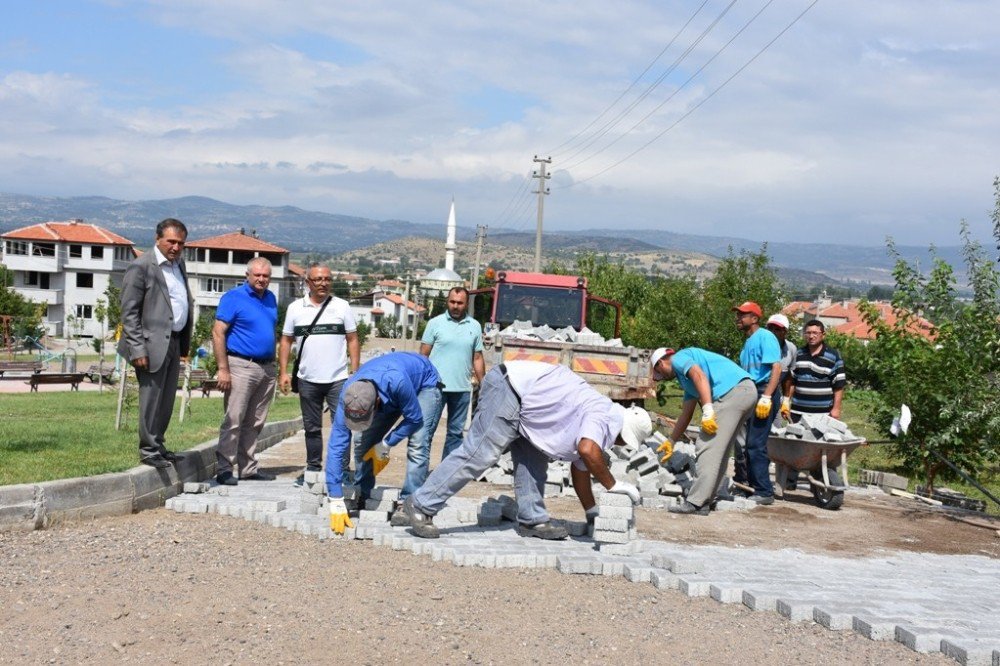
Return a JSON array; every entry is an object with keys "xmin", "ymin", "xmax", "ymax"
[
  {"xmin": 608, "ymin": 481, "xmax": 641, "ymax": 506},
  {"xmin": 328, "ymin": 497, "xmax": 353, "ymax": 535},
  {"xmin": 701, "ymin": 403, "xmax": 718, "ymax": 435},
  {"xmin": 755, "ymin": 395, "xmax": 772, "ymax": 420},
  {"xmin": 585, "ymin": 506, "xmax": 599, "ymax": 525},
  {"xmin": 362, "ymin": 439, "xmax": 391, "ymax": 475}
]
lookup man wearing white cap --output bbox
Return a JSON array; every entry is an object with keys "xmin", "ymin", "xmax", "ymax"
[
  {"xmin": 403, "ymin": 361, "xmax": 653, "ymax": 539},
  {"xmin": 650, "ymin": 347, "xmax": 757, "ymax": 515},
  {"xmin": 765, "ymin": 313, "xmax": 797, "ymax": 398}
]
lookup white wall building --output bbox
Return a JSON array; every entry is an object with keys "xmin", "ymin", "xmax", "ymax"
[{"xmin": 0, "ymin": 220, "xmax": 135, "ymax": 338}]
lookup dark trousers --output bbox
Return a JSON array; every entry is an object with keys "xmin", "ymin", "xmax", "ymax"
[
  {"xmin": 298, "ymin": 378, "xmax": 347, "ymax": 471},
  {"xmin": 136, "ymin": 336, "xmax": 181, "ymax": 459},
  {"xmin": 734, "ymin": 385, "xmax": 780, "ymax": 497}
]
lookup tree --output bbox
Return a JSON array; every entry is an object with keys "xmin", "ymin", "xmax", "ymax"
[
  {"xmin": 0, "ymin": 266, "xmax": 45, "ymax": 343},
  {"xmin": 376, "ymin": 315, "xmax": 400, "ymax": 338},
  {"xmin": 355, "ymin": 320, "xmax": 370, "ymax": 348},
  {"xmin": 103, "ymin": 282, "xmax": 122, "ymax": 333},
  {"xmin": 862, "ymin": 180, "xmax": 1000, "ymax": 491}
]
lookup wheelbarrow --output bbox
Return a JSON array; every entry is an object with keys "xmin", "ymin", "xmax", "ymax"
[{"xmin": 767, "ymin": 435, "xmax": 867, "ymax": 510}]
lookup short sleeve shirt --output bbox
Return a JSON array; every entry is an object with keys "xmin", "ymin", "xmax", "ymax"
[
  {"xmin": 739, "ymin": 328, "xmax": 781, "ymax": 385},
  {"xmin": 671, "ymin": 348, "xmax": 751, "ymax": 402},
  {"xmin": 216, "ymin": 283, "xmax": 278, "ymax": 359},
  {"xmin": 281, "ymin": 296, "xmax": 357, "ymax": 383},
  {"xmin": 421, "ymin": 313, "xmax": 484, "ymax": 392}
]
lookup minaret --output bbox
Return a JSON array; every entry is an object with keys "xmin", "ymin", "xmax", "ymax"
[{"xmin": 445, "ymin": 198, "xmax": 457, "ymax": 272}]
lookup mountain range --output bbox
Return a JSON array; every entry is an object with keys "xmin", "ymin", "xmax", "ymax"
[{"xmin": 0, "ymin": 193, "xmax": 967, "ymax": 285}]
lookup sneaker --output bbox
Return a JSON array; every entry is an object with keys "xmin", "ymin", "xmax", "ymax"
[
  {"xmin": 402, "ymin": 497, "xmax": 439, "ymax": 539},
  {"xmin": 515, "ymin": 521, "xmax": 568, "ymax": 540},
  {"xmin": 668, "ymin": 501, "xmax": 710, "ymax": 515},
  {"xmin": 748, "ymin": 494, "xmax": 775, "ymax": 505},
  {"xmin": 294, "ymin": 474, "xmax": 305, "ymax": 487},
  {"xmin": 215, "ymin": 471, "xmax": 238, "ymax": 486},
  {"xmin": 390, "ymin": 511, "xmax": 411, "ymax": 527}
]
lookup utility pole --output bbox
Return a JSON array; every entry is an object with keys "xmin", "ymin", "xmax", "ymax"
[
  {"xmin": 401, "ymin": 279, "xmax": 410, "ymax": 341},
  {"xmin": 532, "ymin": 155, "xmax": 551, "ymax": 273},
  {"xmin": 469, "ymin": 224, "xmax": 488, "ymax": 317}
]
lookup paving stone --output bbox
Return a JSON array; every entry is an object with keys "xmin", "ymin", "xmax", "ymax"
[
  {"xmin": 814, "ymin": 605, "xmax": 868, "ymax": 631},
  {"xmin": 710, "ymin": 585, "xmax": 745, "ymax": 604},
  {"xmin": 650, "ymin": 570, "xmax": 679, "ymax": 590},
  {"xmin": 895, "ymin": 624, "xmax": 956, "ymax": 653},
  {"xmin": 597, "ymin": 492, "xmax": 634, "ymax": 508},
  {"xmin": 940, "ymin": 639, "xmax": 999, "ymax": 666},
  {"xmin": 365, "ymin": 499, "xmax": 396, "ymax": 511},
  {"xmin": 743, "ymin": 590, "xmax": 779, "ymax": 612},
  {"xmin": 596, "ymin": 505, "xmax": 633, "ymax": 520},
  {"xmin": 359, "ymin": 509, "xmax": 390, "ymax": 523},
  {"xmin": 593, "ymin": 517, "xmax": 632, "ymax": 532},
  {"xmin": 777, "ymin": 598, "xmax": 817, "ymax": 622},
  {"xmin": 678, "ymin": 577, "xmax": 712, "ymax": 597},
  {"xmin": 853, "ymin": 614, "xmax": 902, "ymax": 641},
  {"xmin": 252, "ymin": 499, "xmax": 286, "ymax": 512},
  {"xmin": 624, "ymin": 564, "xmax": 653, "ymax": 583},
  {"xmin": 592, "ymin": 529, "xmax": 629, "ymax": 544}
]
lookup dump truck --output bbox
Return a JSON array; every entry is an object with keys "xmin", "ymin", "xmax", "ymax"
[{"xmin": 469, "ymin": 270, "xmax": 655, "ymax": 403}]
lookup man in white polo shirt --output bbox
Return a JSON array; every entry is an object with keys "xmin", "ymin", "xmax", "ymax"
[
  {"xmin": 403, "ymin": 361, "xmax": 653, "ymax": 540},
  {"xmin": 278, "ymin": 264, "xmax": 360, "ymax": 484}
]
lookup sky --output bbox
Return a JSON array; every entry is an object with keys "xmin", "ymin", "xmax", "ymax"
[{"xmin": 1, "ymin": 0, "xmax": 998, "ymax": 248}]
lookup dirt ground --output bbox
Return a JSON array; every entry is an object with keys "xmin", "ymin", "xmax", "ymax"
[{"xmin": 0, "ymin": 416, "xmax": 995, "ymax": 664}]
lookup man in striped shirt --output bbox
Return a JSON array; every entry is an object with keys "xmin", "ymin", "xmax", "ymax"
[{"xmin": 786, "ymin": 319, "xmax": 847, "ymax": 418}]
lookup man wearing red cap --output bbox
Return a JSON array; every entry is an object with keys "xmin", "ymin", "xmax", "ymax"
[{"xmin": 732, "ymin": 301, "xmax": 782, "ymax": 504}]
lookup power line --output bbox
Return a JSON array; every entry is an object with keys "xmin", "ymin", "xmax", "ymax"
[
  {"xmin": 562, "ymin": 0, "xmax": 821, "ymax": 188},
  {"xmin": 546, "ymin": 0, "xmax": 713, "ymax": 158},
  {"xmin": 556, "ymin": 0, "xmax": 740, "ymax": 168}
]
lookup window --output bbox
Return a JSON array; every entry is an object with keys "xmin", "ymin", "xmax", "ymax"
[
  {"xmin": 204, "ymin": 277, "xmax": 225, "ymax": 293},
  {"xmin": 208, "ymin": 249, "xmax": 228, "ymax": 263},
  {"xmin": 69, "ymin": 244, "xmax": 83, "ymax": 258},
  {"xmin": 76, "ymin": 272, "xmax": 94, "ymax": 288},
  {"xmin": 32, "ymin": 243, "xmax": 55, "ymax": 257},
  {"xmin": 74, "ymin": 304, "xmax": 93, "ymax": 319},
  {"xmin": 24, "ymin": 272, "xmax": 50, "ymax": 289},
  {"xmin": 114, "ymin": 246, "xmax": 133, "ymax": 261},
  {"xmin": 90, "ymin": 246, "xmax": 104, "ymax": 259},
  {"xmin": 5, "ymin": 240, "xmax": 28, "ymax": 255}
]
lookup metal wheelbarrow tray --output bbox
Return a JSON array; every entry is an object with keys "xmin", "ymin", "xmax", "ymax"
[{"xmin": 767, "ymin": 435, "xmax": 867, "ymax": 510}]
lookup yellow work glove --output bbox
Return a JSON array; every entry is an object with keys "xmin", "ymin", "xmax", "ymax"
[
  {"xmin": 328, "ymin": 497, "xmax": 353, "ymax": 535},
  {"xmin": 656, "ymin": 438, "xmax": 674, "ymax": 464},
  {"xmin": 755, "ymin": 395, "xmax": 772, "ymax": 420},
  {"xmin": 780, "ymin": 397, "xmax": 792, "ymax": 421},
  {"xmin": 701, "ymin": 403, "xmax": 718, "ymax": 435},
  {"xmin": 362, "ymin": 439, "xmax": 391, "ymax": 476}
]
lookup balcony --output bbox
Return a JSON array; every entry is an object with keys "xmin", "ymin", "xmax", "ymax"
[
  {"xmin": 2, "ymin": 254, "xmax": 61, "ymax": 273},
  {"xmin": 18, "ymin": 287, "xmax": 64, "ymax": 305}
]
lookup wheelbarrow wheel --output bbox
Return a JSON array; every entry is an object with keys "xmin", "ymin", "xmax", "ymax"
[{"xmin": 810, "ymin": 468, "xmax": 845, "ymax": 510}]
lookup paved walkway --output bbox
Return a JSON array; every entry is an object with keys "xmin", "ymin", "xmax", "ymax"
[{"xmin": 168, "ymin": 433, "xmax": 1000, "ymax": 666}]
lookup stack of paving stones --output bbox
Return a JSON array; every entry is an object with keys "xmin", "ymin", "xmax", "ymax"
[
  {"xmin": 496, "ymin": 320, "xmax": 623, "ymax": 348},
  {"xmin": 167, "ymin": 468, "xmax": 1000, "ymax": 664},
  {"xmin": 857, "ymin": 469, "xmax": 910, "ymax": 493},
  {"xmin": 590, "ymin": 491, "xmax": 639, "ymax": 555},
  {"xmin": 772, "ymin": 413, "xmax": 861, "ymax": 443}
]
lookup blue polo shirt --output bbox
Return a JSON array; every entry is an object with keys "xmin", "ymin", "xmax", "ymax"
[
  {"xmin": 739, "ymin": 328, "xmax": 781, "ymax": 385},
  {"xmin": 421, "ymin": 312, "xmax": 484, "ymax": 392},
  {"xmin": 216, "ymin": 282, "xmax": 278, "ymax": 360},
  {"xmin": 671, "ymin": 348, "xmax": 751, "ymax": 402}
]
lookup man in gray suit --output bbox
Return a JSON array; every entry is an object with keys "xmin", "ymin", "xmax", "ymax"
[{"xmin": 118, "ymin": 218, "xmax": 194, "ymax": 468}]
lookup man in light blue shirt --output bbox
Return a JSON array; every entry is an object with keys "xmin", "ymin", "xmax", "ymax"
[
  {"xmin": 651, "ymin": 347, "xmax": 757, "ymax": 514},
  {"xmin": 419, "ymin": 287, "xmax": 485, "ymax": 461},
  {"xmin": 732, "ymin": 301, "xmax": 782, "ymax": 503},
  {"xmin": 402, "ymin": 361, "xmax": 653, "ymax": 540}
]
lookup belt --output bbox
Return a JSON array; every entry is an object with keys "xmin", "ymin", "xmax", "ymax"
[
  {"xmin": 228, "ymin": 351, "xmax": 274, "ymax": 364},
  {"xmin": 497, "ymin": 364, "xmax": 521, "ymax": 404}
]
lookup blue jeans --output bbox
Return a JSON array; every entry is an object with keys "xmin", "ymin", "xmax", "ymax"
[
  {"xmin": 734, "ymin": 386, "xmax": 780, "ymax": 497},
  {"xmin": 297, "ymin": 378, "xmax": 346, "ymax": 472},
  {"xmin": 417, "ymin": 390, "xmax": 472, "ymax": 461},
  {"xmin": 400, "ymin": 387, "xmax": 445, "ymax": 500},
  {"xmin": 412, "ymin": 367, "xmax": 549, "ymax": 525},
  {"xmin": 353, "ymin": 385, "xmax": 440, "ymax": 502}
]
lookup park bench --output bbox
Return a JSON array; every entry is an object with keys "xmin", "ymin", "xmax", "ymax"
[
  {"xmin": 28, "ymin": 372, "xmax": 87, "ymax": 392},
  {"xmin": 180, "ymin": 368, "xmax": 220, "ymax": 397},
  {"xmin": 84, "ymin": 363, "xmax": 116, "ymax": 384},
  {"xmin": 0, "ymin": 360, "xmax": 44, "ymax": 379}
]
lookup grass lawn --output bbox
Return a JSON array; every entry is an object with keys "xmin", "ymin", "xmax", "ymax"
[
  {"xmin": 0, "ymin": 392, "xmax": 301, "ymax": 486},
  {"xmin": 648, "ymin": 387, "xmax": 999, "ymax": 515}
]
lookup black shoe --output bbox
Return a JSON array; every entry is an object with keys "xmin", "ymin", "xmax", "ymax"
[
  {"xmin": 242, "ymin": 472, "xmax": 276, "ymax": 481},
  {"xmin": 748, "ymin": 494, "xmax": 774, "ymax": 506},
  {"xmin": 516, "ymin": 521, "xmax": 569, "ymax": 540},
  {"xmin": 141, "ymin": 454, "xmax": 172, "ymax": 469},
  {"xmin": 390, "ymin": 511, "xmax": 411, "ymax": 527},
  {"xmin": 403, "ymin": 497, "xmax": 439, "ymax": 539},
  {"xmin": 160, "ymin": 450, "xmax": 182, "ymax": 462},
  {"xmin": 669, "ymin": 501, "xmax": 710, "ymax": 515},
  {"xmin": 215, "ymin": 471, "xmax": 238, "ymax": 486},
  {"xmin": 294, "ymin": 474, "xmax": 305, "ymax": 487}
]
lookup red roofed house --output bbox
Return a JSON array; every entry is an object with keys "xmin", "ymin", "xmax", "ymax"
[
  {"xmin": 781, "ymin": 294, "xmax": 934, "ymax": 342},
  {"xmin": 349, "ymin": 288, "xmax": 425, "ymax": 335},
  {"xmin": 183, "ymin": 229, "xmax": 295, "ymax": 321},
  {"xmin": 1, "ymin": 219, "xmax": 136, "ymax": 337}
]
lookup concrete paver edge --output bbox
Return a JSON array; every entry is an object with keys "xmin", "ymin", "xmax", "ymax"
[{"xmin": 0, "ymin": 417, "xmax": 303, "ymax": 531}]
